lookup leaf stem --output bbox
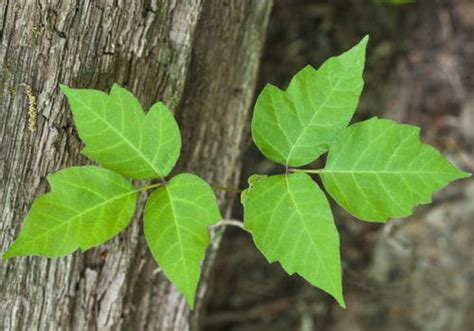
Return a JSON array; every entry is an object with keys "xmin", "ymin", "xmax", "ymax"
[
  {"xmin": 289, "ymin": 168, "xmax": 325, "ymax": 174},
  {"xmin": 210, "ymin": 219, "xmax": 247, "ymax": 231},
  {"xmin": 136, "ymin": 182, "xmax": 164, "ymax": 192},
  {"xmin": 211, "ymin": 185, "xmax": 242, "ymax": 193}
]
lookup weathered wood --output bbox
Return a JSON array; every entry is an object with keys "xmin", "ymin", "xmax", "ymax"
[{"xmin": 0, "ymin": 1, "xmax": 272, "ymax": 330}]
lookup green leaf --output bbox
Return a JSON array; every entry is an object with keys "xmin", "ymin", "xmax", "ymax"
[
  {"xmin": 241, "ymin": 174, "xmax": 267, "ymax": 204},
  {"xmin": 143, "ymin": 173, "xmax": 222, "ymax": 308},
  {"xmin": 242, "ymin": 173, "xmax": 344, "ymax": 307},
  {"xmin": 61, "ymin": 84, "xmax": 181, "ymax": 180},
  {"xmin": 251, "ymin": 36, "xmax": 368, "ymax": 167},
  {"xmin": 321, "ymin": 118, "xmax": 471, "ymax": 222},
  {"xmin": 3, "ymin": 166, "xmax": 137, "ymax": 258}
]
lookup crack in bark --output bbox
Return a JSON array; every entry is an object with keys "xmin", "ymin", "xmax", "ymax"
[{"xmin": 0, "ymin": 0, "xmax": 9, "ymax": 42}]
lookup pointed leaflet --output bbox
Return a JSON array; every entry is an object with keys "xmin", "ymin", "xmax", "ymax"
[
  {"xmin": 143, "ymin": 173, "xmax": 221, "ymax": 308},
  {"xmin": 3, "ymin": 166, "xmax": 137, "ymax": 258},
  {"xmin": 251, "ymin": 36, "xmax": 367, "ymax": 167},
  {"xmin": 61, "ymin": 84, "xmax": 181, "ymax": 180},
  {"xmin": 321, "ymin": 118, "xmax": 471, "ymax": 222},
  {"xmin": 242, "ymin": 173, "xmax": 344, "ymax": 307}
]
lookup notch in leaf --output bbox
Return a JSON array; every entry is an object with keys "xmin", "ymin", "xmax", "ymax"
[
  {"xmin": 61, "ymin": 84, "xmax": 181, "ymax": 180},
  {"xmin": 3, "ymin": 166, "xmax": 137, "ymax": 258},
  {"xmin": 252, "ymin": 36, "xmax": 368, "ymax": 167}
]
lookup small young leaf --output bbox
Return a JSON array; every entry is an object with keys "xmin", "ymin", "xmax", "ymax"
[
  {"xmin": 251, "ymin": 36, "xmax": 368, "ymax": 167},
  {"xmin": 321, "ymin": 118, "xmax": 471, "ymax": 222},
  {"xmin": 3, "ymin": 166, "xmax": 137, "ymax": 258},
  {"xmin": 61, "ymin": 84, "xmax": 181, "ymax": 180},
  {"xmin": 143, "ymin": 173, "xmax": 222, "ymax": 309},
  {"xmin": 242, "ymin": 173, "xmax": 344, "ymax": 307}
]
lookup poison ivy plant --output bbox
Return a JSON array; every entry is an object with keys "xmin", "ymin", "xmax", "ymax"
[
  {"xmin": 245, "ymin": 35, "xmax": 470, "ymax": 306},
  {"xmin": 3, "ymin": 85, "xmax": 220, "ymax": 309},
  {"xmin": 3, "ymin": 35, "xmax": 470, "ymax": 310}
]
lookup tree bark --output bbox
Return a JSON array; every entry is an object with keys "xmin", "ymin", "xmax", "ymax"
[{"xmin": 0, "ymin": 1, "xmax": 272, "ymax": 330}]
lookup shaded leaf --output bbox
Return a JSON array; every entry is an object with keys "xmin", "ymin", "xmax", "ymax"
[
  {"xmin": 61, "ymin": 84, "xmax": 181, "ymax": 180},
  {"xmin": 321, "ymin": 118, "xmax": 471, "ymax": 222},
  {"xmin": 242, "ymin": 173, "xmax": 344, "ymax": 307},
  {"xmin": 143, "ymin": 173, "xmax": 221, "ymax": 308},
  {"xmin": 251, "ymin": 36, "xmax": 367, "ymax": 167},
  {"xmin": 3, "ymin": 166, "xmax": 137, "ymax": 258}
]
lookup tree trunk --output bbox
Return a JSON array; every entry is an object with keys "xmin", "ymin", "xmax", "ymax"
[{"xmin": 0, "ymin": 1, "xmax": 272, "ymax": 330}]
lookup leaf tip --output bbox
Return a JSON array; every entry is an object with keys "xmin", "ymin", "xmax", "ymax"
[
  {"xmin": 353, "ymin": 35, "xmax": 369, "ymax": 53},
  {"xmin": 348, "ymin": 35, "xmax": 369, "ymax": 55},
  {"xmin": 2, "ymin": 245, "xmax": 17, "ymax": 259},
  {"xmin": 147, "ymin": 101, "xmax": 170, "ymax": 118},
  {"xmin": 361, "ymin": 34, "xmax": 370, "ymax": 45},
  {"xmin": 338, "ymin": 298, "xmax": 347, "ymax": 309},
  {"xmin": 330, "ymin": 280, "xmax": 346, "ymax": 309},
  {"xmin": 457, "ymin": 169, "xmax": 472, "ymax": 179},
  {"xmin": 446, "ymin": 161, "xmax": 471, "ymax": 181},
  {"xmin": 332, "ymin": 288, "xmax": 346, "ymax": 308},
  {"xmin": 178, "ymin": 280, "xmax": 197, "ymax": 310},
  {"xmin": 186, "ymin": 297, "xmax": 195, "ymax": 310},
  {"xmin": 110, "ymin": 82, "xmax": 125, "ymax": 94},
  {"xmin": 59, "ymin": 84, "xmax": 71, "ymax": 95}
]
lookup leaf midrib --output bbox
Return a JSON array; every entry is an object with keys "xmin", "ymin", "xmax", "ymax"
[
  {"xmin": 321, "ymin": 169, "xmax": 457, "ymax": 175},
  {"xmin": 8, "ymin": 190, "xmax": 135, "ymax": 253},
  {"xmin": 284, "ymin": 176, "xmax": 338, "ymax": 296},
  {"xmin": 162, "ymin": 185, "xmax": 193, "ymax": 301},
  {"xmin": 285, "ymin": 71, "xmax": 344, "ymax": 165}
]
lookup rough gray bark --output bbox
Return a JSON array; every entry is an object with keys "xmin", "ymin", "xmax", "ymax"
[{"xmin": 0, "ymin": 1, "xmax": 272, "ymax": 330}]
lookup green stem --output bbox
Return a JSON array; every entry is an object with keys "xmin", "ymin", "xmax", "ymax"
[
  {"xmin": 289, "ymin": 168, "xmax": 325, "ymax": 174},
  {"xmin": 210, "ymin": 219, "xmax": 247, "ymax": 231},
  {"xmin": 211, "ymin": 185, "xmax": 242, "ymax": 193},
  {"xmin": 135, "ymin": 182, "xmax": 163, "ymax": 192}
]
